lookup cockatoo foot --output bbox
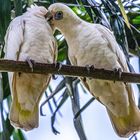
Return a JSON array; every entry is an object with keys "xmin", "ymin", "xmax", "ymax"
[
  {"xmin": 26, "ymin": 57, "xmax": 35, "ymax": 72},
  {"xmin": 85, "ymin": 65, "xmax": 95, "ymax": 80},
  {"xmin": 54, "ymin": 62, "xmax": 62, "ymax": 72},
  {"xmin": 51, "ymin": 62, "xmax": 62, "ymax": 79},
  {"xmin": 113, "ymin": 67, "xmax": 122, "ymax": 83},
  {"xmin": 86, "ymin": 65, "xmax": 95, "ymax": 74}
]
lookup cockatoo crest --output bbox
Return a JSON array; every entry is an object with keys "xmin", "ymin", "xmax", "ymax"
[{"xmin": 27, "ymin": 4, "xmax": 48, "ymax": 17}]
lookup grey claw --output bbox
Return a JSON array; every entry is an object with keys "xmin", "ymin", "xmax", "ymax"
[
  {"xmin": 113, "ymin": 68, "xmax": 122, "ymax": 83},
  {"xmin": 26, "ymin": 57, "xmax": 35, "ymax": 72},
  {"xmin": 86, "ymin": 65, "xmax": 95, "ymax": 74},
  {"xmin": 55, "ymin": 62, "xmax": 62, "ymax": 72},
  {"xmin": 85, "ymin": 65, "xmax": 95, "ymax": 80}
]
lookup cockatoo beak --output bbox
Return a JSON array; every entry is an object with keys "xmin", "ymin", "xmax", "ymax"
[{"xmin": 45, "ymin": 11, "xmax": 53, "ymax": 21}]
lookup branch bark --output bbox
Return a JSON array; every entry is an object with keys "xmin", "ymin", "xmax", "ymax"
[{"xmin": 0, "ymin": 59, "xmax": 140, "ymax": 84}]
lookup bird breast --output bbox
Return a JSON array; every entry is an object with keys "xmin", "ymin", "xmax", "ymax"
[{"xmin": 18, "ymin": 18, "xmax": 54, "ymax": 63}]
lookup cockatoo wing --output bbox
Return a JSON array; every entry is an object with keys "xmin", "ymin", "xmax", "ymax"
[
  {"xmin": 4, "ymin": 16, "xmax": 25, "ymax": 91},
  {"xmin": 11, "ymin": 72, "xmax": 51, "ymax": 130},
  {"xmin": 94, "ymin": 24, "xmax": 128, "ymax": 71},
  {"xmin": 79, "ymin": 24, "xmax": 140, "ymax": 137},
  {"xmin": 4, "ymin": 16, "xmax": 25, "ymax": 60},
  {"xmin": 107, "ymin": 85, "xmax": 140, "ymax": 137},
  {"xmin": 96, "ymin": 25, "xmax": 140, "ymax": 136},
  {"xmin": 78, "ymin": 24, "xmax": 140, "ymax": 136}
]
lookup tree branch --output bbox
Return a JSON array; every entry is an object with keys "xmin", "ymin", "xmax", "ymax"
[{"xmin": 0, "ymin": 59, "xmax": 140, "ymax": 84}]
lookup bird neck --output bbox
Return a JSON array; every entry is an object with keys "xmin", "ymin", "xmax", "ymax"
[{"xmin": 57, "ymin": 17, "xmax": 83, "ymax": 40}]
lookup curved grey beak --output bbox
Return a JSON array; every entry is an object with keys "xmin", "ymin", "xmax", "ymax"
[{"xmin": 45, "ymin": 11, "xmax": 53, "ymax": 21}]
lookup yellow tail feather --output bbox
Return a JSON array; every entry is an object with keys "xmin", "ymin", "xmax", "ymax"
[
  {"xmin": 9, "ymin": 95, "xmax": 39, "ymax": 131},
  {"xmin": 107, "ymin": 84, "xmax": 140, "ymax": 137}
]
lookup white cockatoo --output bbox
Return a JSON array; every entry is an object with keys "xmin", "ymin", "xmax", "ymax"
[
  {"xmin": 4, "ymin": 5, "xmax": 57, "ymax": 131},
  {"xmin": 47, "ymin": 3, "xmax": 140, "ymax": 137}
]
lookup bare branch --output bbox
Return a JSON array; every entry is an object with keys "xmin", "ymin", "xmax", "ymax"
[{"xmin": 0, "ymin": 59, "xmax": 140, "ymax": 84}]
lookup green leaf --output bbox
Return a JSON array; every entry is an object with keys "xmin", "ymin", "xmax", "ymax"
[
  {"xmin": 0, "ymin": 0, "xmax": 11, "ymax": 42},
  {"xmin": 57, "ymin": 39, "xmax": 67, "ymax": 61},
  {"xmin": 2, "ymin": 72, "xmax": 11, "ymax": 99},
  {"xmin": 132, "ymin": 16, "xmax": 140, "ymax": 25},
  {"xmin": 13, "ymin": 129, "xmax": 26, "ymax": 140},
  {"xmin": 65, "ymin": 77, "xmax": 87, "ymax": 140},
  {"xmin": 45, "ymin": 91, "xmax": 54, "ymax": 115},
  {"xmin": 14, "ymin": 0, "xmax": 23, "ymax": 16},
  {"xmin": 80, "ymin": 0, "xmax": 94, "ymax": 21},
  {"xmin": 5, "ymin": 116, "xmax": 14, "ymax": 137},
  {"xmin": 117, "ymin": 0, "xmax": 131, "ymax": 29},
  {"xmin": 74, "ymin": 97, "xmax": 95, "ymax": 119},
  {"xmin": 0, "ymin": 103, "xmax": 11, "ymax": 140},
  {"xmin": 0, "ymin": 73, "xmax": 3, "ymax": 102},
  {"xmin": 27, "ymin": 0, "xmax": 34, "ymax": 6},
  {"xmin": 17, "ymin": 130, "xmax": 26, "ymax": 140},
  {"xmin": 40, "ymin": 79, "xmax": 66, "ymax": 116},
  {"xmin": 51, "ymin": 88, "xmax": 69, "ymax": 134},
  {"xmin": 57, "ymin": 47, "xmax": 67, "ymax": 61}
]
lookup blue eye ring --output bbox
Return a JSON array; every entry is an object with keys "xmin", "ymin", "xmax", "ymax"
[{"xmin": 54, "ymin": 11, "xmax": 63, "ymax": 20}]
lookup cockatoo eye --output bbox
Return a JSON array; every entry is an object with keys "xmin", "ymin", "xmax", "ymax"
[{"xmin": 54, "ymin": 11, "xmax": 63, "ymax": 20}]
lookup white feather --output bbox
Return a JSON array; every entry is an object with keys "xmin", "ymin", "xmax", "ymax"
[
  {"xmin": 4, "ymin": 5, "xmax": 57, "ymax": 131},
  {"xmin": 48, "ymin": 3, "xmax": 140, "ymax": 137}
]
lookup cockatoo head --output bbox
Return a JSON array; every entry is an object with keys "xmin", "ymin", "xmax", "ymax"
[
  {"xmin": 47, "ymin": 3, "xmax": 80, "ymax": 31},
  {"xmin": 26, "ymin": 5, "xmax": 48, "ymax": 18}
]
